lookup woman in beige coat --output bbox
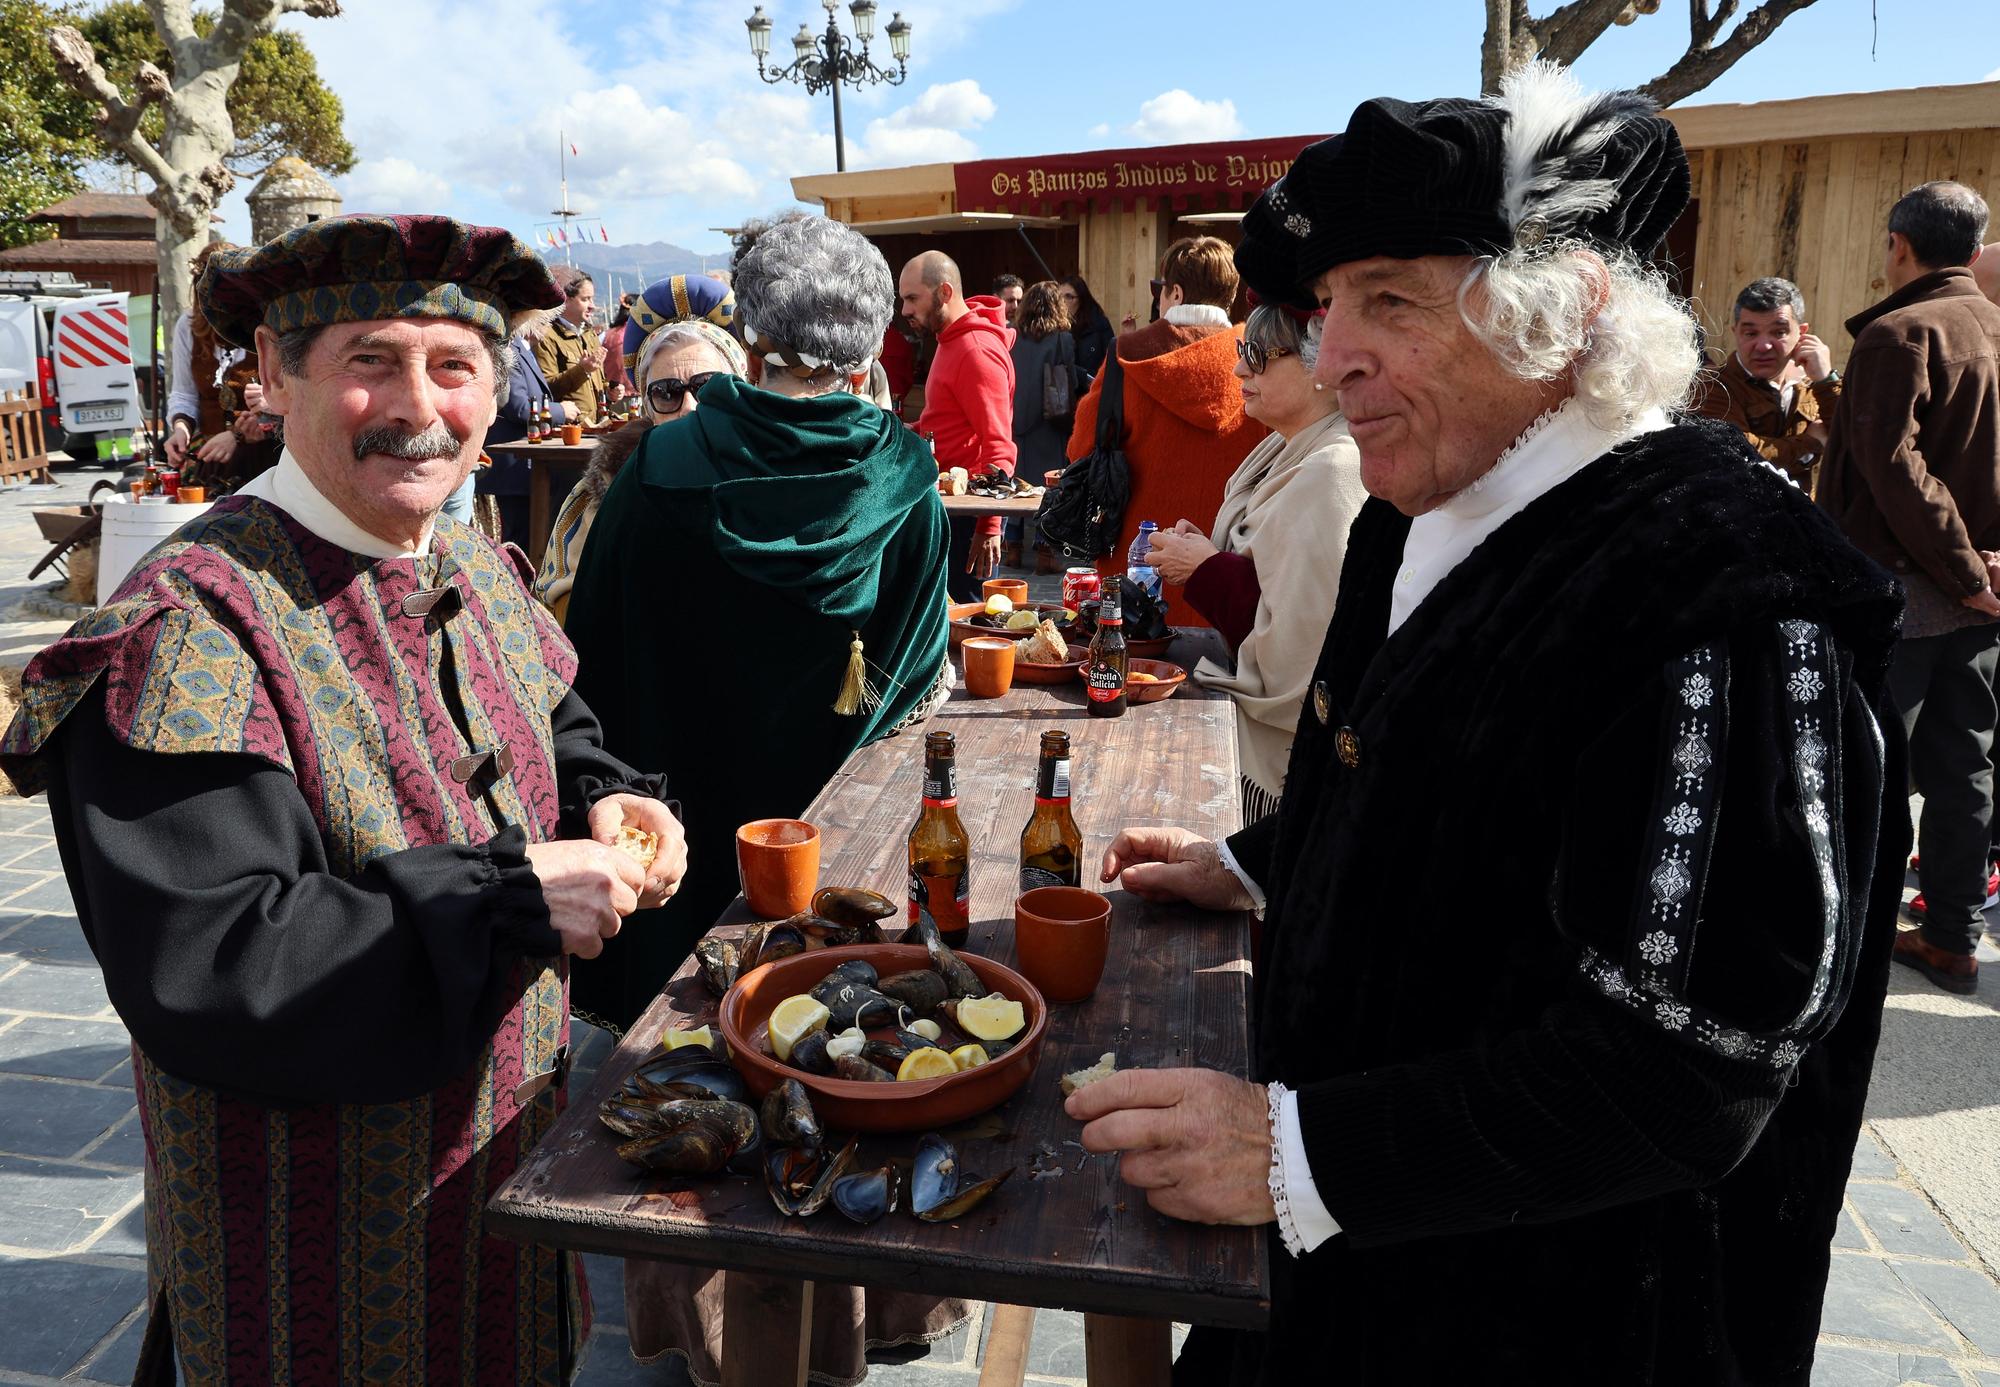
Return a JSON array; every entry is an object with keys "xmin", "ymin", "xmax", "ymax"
[{"xmin": 1145, "ymin": 303, "xmax": 1367, "ymax": 819}]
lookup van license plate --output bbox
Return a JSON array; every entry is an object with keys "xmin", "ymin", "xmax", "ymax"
[{"xmin": 74, "ymin": 405, "xmax": 123, "ymax": 424}]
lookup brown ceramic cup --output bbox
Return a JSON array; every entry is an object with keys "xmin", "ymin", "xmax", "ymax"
[
  {"xmin": 961, "ymin": 636, "xmax": 1016, "ymax": 699},
  {"xmin": 1014, "ymin": 886, "xmax": 1112, "ymax": 1003},
  {"xmin": 177, "ymin": 486, "xmax": 207, "ymax": 504},
  {"xmin": 560, "ymin": 422, "xmax": 584, "ymax": 447},
  {"xmin": 735, "ymin": 818, "xmax": 820, "ymax": 919},
  {"xmin": 981, "ymin": 578, "xmax": 1029, "ymax": 609}
]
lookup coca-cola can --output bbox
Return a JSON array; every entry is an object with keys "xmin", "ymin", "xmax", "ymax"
[{"xmin": 1062, "ymin": 567, "xmax": 1102, "ymax": 610}]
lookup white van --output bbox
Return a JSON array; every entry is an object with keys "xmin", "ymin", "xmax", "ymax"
[{"xmin": 0, "ymin": 271, "xmax": 154, "ymax": 460}]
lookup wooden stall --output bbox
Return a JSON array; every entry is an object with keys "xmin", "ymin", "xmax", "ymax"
[{"xmin": 795, "ymin": 81, "xmax": 2000, "ymax": 366}]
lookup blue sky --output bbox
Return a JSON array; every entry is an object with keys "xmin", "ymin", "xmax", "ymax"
[{"xmin": 208, "ymin": 0, "xmax": 2000, "ymax": 257}]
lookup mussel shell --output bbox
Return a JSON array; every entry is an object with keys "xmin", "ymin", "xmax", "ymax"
[
  {"xmin": 789, "ymin": 1028, "xmax": 835, "ymax": 1076},
  {"xmin": 628, "ymin": 1056, "xmax": 747, "ymax": 1105},
  {"xmin": 736, "ymin": 921, "xmax": 769, "ymax": 975},
  {"xmin": 829, "ymin": 959, "xmax": 880, "ymax": 986},
  {"xmin": 911, "ymin": 1133, "xmax": 962, "ymax": 1213},
  {"xmin": 832, "ymin": 1165, "xmax": 900, "ymax": 1225},
  {"xmin": 875, "ymin": 969, "xmax": 949, "ymax": 1015},
  {"xmin": 694, "ymin": 936, "xmax": 739, "ymax": 995},
  {"xmin": 766, "ymin": 1135, "xmax": 858, "ymax": 1216},
  {"xmin": 760, "ymin": 1078, "xmax": 823, "ymax": 1150},
  {"xmin": 833, "ymin": 1054, "xmax": 896, "ymax": 1083},
  {"xmin": 862, "ymin": 1029, "xmax": 947, "ymax": 1068},
  {"xmin": 811, "ymin": 886, "xmax": 898, "ymax": 929},
  {"xmin": 811, "ymin": 978, "xmax": 911, "ymax": 1033},
  {"xmin": 599, "ymin": 1098, "xmax": 673, "ymax": 1139},
  {"xmin": 914, "ymin": 1170, "xmax": 1011, "ymax": 1222},
  {"xmin": 909, "ymin": 1132, "xmax": 1010, "ymax": 1220},
  {"xmin": 914, "ymin": 916, "xmax": 984, "ymax": 999},
  {"xmin": 616, "ymin": 1099, "xmax": 760, "ymax": 1175}
]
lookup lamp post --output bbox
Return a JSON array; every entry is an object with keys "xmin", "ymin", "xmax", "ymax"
[{"xmin": 746, "ymin": 1, "xmax": 912, "ymax": 172}]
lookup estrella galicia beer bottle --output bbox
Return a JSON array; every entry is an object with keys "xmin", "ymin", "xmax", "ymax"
[
  {"xmin": 1086, "ymin": 587, "xmax": 1129, "ymax": 718},
  {"xmin": 908, "ymin": 730, "xmax": 972, "ymax": 946},
  {"xmin": 1020, "ymin": 730, "xmax": 1083, "ymax": 890}
]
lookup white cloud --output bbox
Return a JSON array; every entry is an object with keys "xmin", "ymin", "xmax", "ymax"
[
  {"xmin": 852, "ymin": 80, "xmax": 996, "ymax": 167},
  {"xmin": 1124, "ymin": 89, "xmax": 1246, "ymax": 145},
  {"xmin": 1985, "ymin": 64, "xmax": 2000, "ymax": 81},
  {"xmin": 338, "ymin": 157, "xmax": 451, "ymax": 215}
]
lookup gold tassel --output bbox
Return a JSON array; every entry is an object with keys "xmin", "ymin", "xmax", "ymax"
[{"xmin": 832, "ymin": 631, "xmax": 881, "ymax": 716}]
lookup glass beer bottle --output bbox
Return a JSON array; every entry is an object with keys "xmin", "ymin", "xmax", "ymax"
[
  {"xmin": 1085, "ymin": 587, "xmax": 1129, "ymax": 718},
  {"xmin": 1020, "ymin": 730, "xmax": 1082, "ymax": 890},
  {"xmin": 908, "ymin": 730, "xmax": 972, "ymax": 946}
]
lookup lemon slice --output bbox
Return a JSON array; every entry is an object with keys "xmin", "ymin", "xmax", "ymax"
[
  {"xmin": 662, "ymin": 1025, "xmax": 714, "ymax": 1051},
  {"xmin": 949, "ymin": 1044, "xmax": 990, "ymax": 1071},
  {"xmin": 768, "ymin": 995, "xmax": 830, "ymax": 1062},
  {"xmin": 1004, "ymin": 610, "xmax": 1040, "ymax": 631},
  {"xmin": 953, "ymin": 996, "xmax": 1026, "ymax": 1042},
  {"xmin": 897, "ymin": 1048, "xmax": 960, "ymax": 1082},
  {"xmin": 984, "ymin": 593, "xmax": 1015, "ymax": 616}
]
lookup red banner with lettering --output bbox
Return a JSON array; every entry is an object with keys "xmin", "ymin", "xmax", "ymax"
[{"xmin": 954, "ymin": 135, "xmax": 1327, "ymax": 217}]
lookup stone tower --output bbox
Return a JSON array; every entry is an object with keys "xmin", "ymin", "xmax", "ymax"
[{"xmin": 246, "ymin": 157, "xmax": 341, "ymax": 244}]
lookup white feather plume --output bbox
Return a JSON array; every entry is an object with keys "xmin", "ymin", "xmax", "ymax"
[{"xmin": 1495, "ymin": 60, "xmax": 1655, "ymax": 243}]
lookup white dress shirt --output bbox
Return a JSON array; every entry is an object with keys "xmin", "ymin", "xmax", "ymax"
[
  {"xmin": 1244, "ymin": 396, "xmax": 1670, "ymax": 1255},
  {"xmin": 235, "ymin": 449, "xmax": 436, "ymax": 560}
]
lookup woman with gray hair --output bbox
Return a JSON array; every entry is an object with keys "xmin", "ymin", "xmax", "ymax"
[
  {"xmin": 561, "ymin": 213, "xmax": 964, "ymax": 1383},
  {"xmin": 1143, "ymin": 301, "xmax": 1365, "ymax": 817}
]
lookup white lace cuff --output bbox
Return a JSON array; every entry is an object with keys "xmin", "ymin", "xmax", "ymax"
[
  {"xmin": 1267, "ymin": 1082, "xmax": 1307, "ymax": 1256},
  {"xmin": 1267, "ymin": 1083, "xmax": 1341, "ymax": 1258},
  {"xmin": 1216, "ymin": 837, "xmax": 1267, "ymax": 912}
]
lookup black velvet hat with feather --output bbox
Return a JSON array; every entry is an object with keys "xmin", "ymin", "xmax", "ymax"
[{"xmin": 1235, "ymin": 62, "xmax": 1690, "ymax": 306}]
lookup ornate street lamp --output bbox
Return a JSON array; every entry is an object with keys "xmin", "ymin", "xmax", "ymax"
[{"xmin": 745, "ymin": 1, "xmax": 912, "ymax": 172}]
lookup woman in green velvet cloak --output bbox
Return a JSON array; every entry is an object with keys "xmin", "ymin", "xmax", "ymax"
[{"xmin": 563, "ymin": 215, "xmax": 952, "ymax": 1036}]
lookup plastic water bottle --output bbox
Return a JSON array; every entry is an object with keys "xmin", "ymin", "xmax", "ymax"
[{"xmin": 1126, "ymin": 520, "xmax": 1163, "ymax": 602}]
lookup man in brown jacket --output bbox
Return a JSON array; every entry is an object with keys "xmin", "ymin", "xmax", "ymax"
[
  {"xmin": 1819, "ymin": 180, "xmax": 2000, "ymax": 994},
  {"xmin": 534, "ymin": 266, "xmax": 607, "ymax": 420},
  {"xmin": 1692, "ymin": 276, "xmax": 1840, "ymax": 493}
]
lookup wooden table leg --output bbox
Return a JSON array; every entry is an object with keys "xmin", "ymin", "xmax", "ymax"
[
  {"xmin": 1083, "ymin": 1313, "xmax": 1172, "ymax": 1386},
  {"xmin": 720, "ymin": 1271, "xmax": 813, "ymax": 1387},
  {"xmin": 527, "ymin": 462, "xmax": 551, "ymax": 568},
  {"xmin": 977, "ymin": 1304, "xmax": 1037, "ymax": 1387}
]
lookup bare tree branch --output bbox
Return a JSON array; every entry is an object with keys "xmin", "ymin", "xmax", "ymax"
[
  {"xmin": 1688, "ymin": 0, "xmax": 1740, "ymax": 50},
  {"xmin": 207, "ymin": 0, "xmax": 345, "ymax": 68},
  {"xmin": 47, "ymin": 25, "xmax": 177, "ymax": 188},
  {"xmin": 1539, "ymin": 0, "xmax": 1643, "ymax": 66},
  {"xmin": 1641, "ymin": 0, "xmax": 1819, "ymax": 106}
]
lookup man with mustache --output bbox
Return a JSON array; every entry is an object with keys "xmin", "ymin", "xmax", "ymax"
[
  {"xmin": 1693, "ymin": 275, "xmax": 1842, "ymax": 495},
  {"xmin": 0, "ymin": 214, "xmax": 686, "ymax": 1385},
  {"xmin": 1076, "ymin": 66, "xmax": 1905, "ymax": 1384}
]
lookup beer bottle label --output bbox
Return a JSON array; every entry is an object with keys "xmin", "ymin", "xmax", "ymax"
[
  {"xmin": 1020, "ymin": 865, "xmax": 1071, "ymax": 891},
  {"xmin": 1035, "ymin": 758, "xmax": 1071, "ymax": 803},
  {"xmin": 1086, "ymin": 666, "xmax": 1123, "ymax": 702},
  {"xmin": 908, "ymin": 865, "xmax": 971, "ymax": 933},
  {"xmin": 922, "ymin": 763, "xmax": 958, "ymax": 806}
]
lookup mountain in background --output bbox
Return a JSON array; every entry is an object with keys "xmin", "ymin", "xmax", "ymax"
[{"xmin": 545, "ymin": 239, "xmax": 728, "ymax": 294}]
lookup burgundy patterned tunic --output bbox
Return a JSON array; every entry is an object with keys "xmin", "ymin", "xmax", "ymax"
[{"xmin": 3, "ymin": 497, "xmax": 592, "ymax": 1384}]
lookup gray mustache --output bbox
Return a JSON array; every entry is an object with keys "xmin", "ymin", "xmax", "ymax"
[{"xmin": 351, "ymin": 421, "xmax": 463, "ymax": 461}]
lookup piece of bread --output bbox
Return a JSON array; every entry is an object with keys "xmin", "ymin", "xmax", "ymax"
[
  {"xmin": 1020, "ymin": 620, "xmax": 1069, "ymax": 665},
  {"xmin": 947, "ymin": 467, "xmax": 970, "ymax": 496},
  {"xmin": 1059, "ymin": 1052, "xmax": 1118, "ymax": 1097},
  {"xmin": 615, "ymin": 825, "xmax": 659, "ymax": 867}
]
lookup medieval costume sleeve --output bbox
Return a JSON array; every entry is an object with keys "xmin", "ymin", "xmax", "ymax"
[
  {"xmin": 1290, "ymin": 620, "xmax": 1886, "ymax": 1247},
  {"xmin": 43, "ymin": 684, "xmax": 656, "ymax": 1108}
]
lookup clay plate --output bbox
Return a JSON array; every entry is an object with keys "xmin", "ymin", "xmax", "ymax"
[
  {"xmin": 719, "ymin": 942, "xmax": 1047, "ymax": 1132},
  {"xmin": 1076, "ymin": 657, "xmax": 1186, "ymax": 705},
  {"xmin": 947, "ymin": 601, "xmax": 1075, "ymax": 649},
  {"xmin": 1010, "ymin": 651, "xmax": 1088, "ymax": 684}
]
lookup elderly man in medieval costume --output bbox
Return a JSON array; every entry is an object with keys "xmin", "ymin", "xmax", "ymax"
[
  {"xmin": 1074, "ymin": 66, "xmax": 1906, "ymax": 1384},
  {"xmin": 0, "ymin": 214, "xmax": 687, "ymax": 1385}
]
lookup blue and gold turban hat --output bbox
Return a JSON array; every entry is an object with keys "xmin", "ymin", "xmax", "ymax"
[
  {"xmin": 195, "ymin": 213, "xmax": 563, "ymax": 350},
  {"xmin": 621, "ymin": 273, "xmax": 736, "ymax": 373}
]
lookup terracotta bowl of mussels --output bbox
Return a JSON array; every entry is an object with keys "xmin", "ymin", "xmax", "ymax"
[{"xmin": 718, "ymin": 935, "xmax": 1048, "ymax": 1133}]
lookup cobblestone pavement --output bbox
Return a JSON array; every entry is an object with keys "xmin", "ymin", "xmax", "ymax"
[{"xmin": 1, "ymin": 467, "xmax": 1997, "ymax": 1384}]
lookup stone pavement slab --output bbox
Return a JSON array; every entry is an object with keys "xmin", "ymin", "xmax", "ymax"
[
  {"xmin": 0, "ymin": 1013, "xmax": 130, "ymax": 1080},
  {"xmin": 0, "ymin": 1253, "xmax": 147, "ymax": 1378},
  {"xmin": 0, "ymin": 1073, "xmax": 135, "ymax": 1159},
  {"xmin": 0, "ymin": 1152, "xmax": 144, "ymax": 1253}
]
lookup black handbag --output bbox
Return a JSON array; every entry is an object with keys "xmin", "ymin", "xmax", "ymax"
[{"xmin": 1034, "ymin": 351, "xmax": 1130, "ymax": 560}]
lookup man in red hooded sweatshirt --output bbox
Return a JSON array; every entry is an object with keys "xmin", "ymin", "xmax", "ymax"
[{"xmin": 902, "ymin": 250, "xmax": 1017, "ymax": 600}]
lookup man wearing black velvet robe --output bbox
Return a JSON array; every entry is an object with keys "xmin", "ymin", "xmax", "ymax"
[{"xmin": 1072, "ymin": 66, "xmax": 1906, "ymax": 1385}]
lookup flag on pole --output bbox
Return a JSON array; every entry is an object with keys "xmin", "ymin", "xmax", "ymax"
[
  {"xmin": 570, "ymin": 142, "xmax": 579, "ymax": 156},
  {"xmin": 600, "ymin": 226, "xmax": 610, "ymax": 242}
]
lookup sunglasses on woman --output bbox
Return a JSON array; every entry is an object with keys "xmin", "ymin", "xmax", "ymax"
[
  {"xmin": 1236, "ymin": 339, "xmax": 1295, "ymax": 375},
  {"xmin": 647, "ymin": 372, "xmax": 721, "ymax": 414}
]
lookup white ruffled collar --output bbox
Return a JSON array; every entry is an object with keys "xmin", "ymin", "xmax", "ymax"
[{"xmin": 235, "ymin": 448, "xmax": 435, "ymax": 560}]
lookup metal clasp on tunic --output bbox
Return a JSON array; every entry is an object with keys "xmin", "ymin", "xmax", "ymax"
[{"xmin": 450, "ymin": 742, "xmax": 515, "ymax": 786}]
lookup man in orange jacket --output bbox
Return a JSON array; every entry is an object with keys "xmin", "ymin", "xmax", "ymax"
[
  {"xmin": 903, "ymin": 250, "xmax": 1017, "ymax": 600},
  {"xmin": 1066, "ymin": 237, "xmax": 1267, "ymax": 626}
]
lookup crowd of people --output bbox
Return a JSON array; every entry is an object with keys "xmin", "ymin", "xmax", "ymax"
[{"xmin": 6, "ymin": 54, "xmax": 2000, "ymax": 1387}]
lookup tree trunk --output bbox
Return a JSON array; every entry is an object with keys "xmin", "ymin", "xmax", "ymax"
[{"xmin": 151, "ymin": 71, "xmax": 239, "ymax": 399}]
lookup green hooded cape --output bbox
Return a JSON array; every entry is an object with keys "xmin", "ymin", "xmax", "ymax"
[{"xmin": 565, "ymin": 376, "xmax": 950, "ymax": 1031}]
